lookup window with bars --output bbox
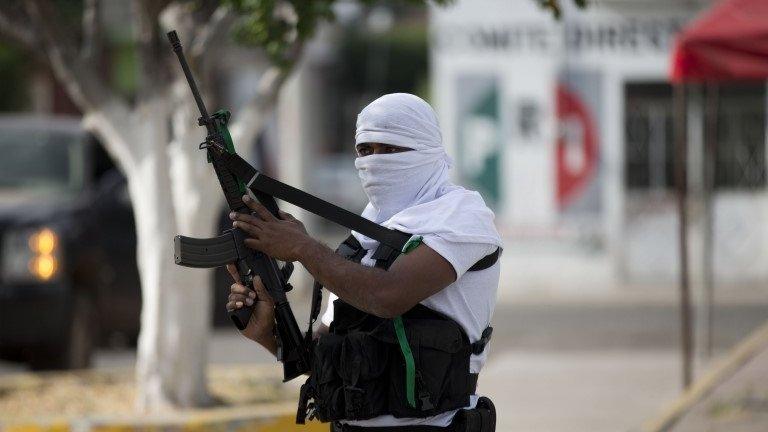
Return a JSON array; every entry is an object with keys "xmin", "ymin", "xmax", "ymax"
[
  {"xmin": 714, "ymin": 85, "xmax": 766, "ymax": 189},
  {"xmin": 625, "ymin": 83, "xmax": 674, "ymax": 190},
  {"xmin": 624, "ymin": 82, "xmax": 766, "ymax": 191}
]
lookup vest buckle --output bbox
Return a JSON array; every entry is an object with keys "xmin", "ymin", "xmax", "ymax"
[
  {"xmin": 416, "ymin": 371, "xmax": 434, "ymax": 411},
  {"xmin": 344, "ymin": 385, "xmax": 365, "ymax": 418},
  {"xmin": 471, "ymin": 326, "xmax": 494, "ymax": 355}
]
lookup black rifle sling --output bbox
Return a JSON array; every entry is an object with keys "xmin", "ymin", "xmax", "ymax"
[
  {"xmin": 217, "ymin": 152, "xmax": 504, "ymax": 352},
  {"xmin": 218, "ymin": 152, "xmax": 411, "ymax": 252},
  {"xmin": 219, "ymin": 148, "xmax": 504, "ymax": 270},
  {"xmin": 305, "ymin": 280, "xmax": 323, "ymax": 346},
  {"xmin": 250, "ymin": 172, "xmax": 410, "ymax": 251}
]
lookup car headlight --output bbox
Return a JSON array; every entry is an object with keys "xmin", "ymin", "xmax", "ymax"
[{"xmin": 1, "ymin": 227, "xmax": 61, "ymax": 283}]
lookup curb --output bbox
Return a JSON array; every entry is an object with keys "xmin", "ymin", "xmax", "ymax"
[
  {"xmin": 1, "ymin": 405, "xmax": 328, "ymax": 432},
  {"xmin": 0, "ymin": 366, "xmax": 328, "ymax": 432},
  {"xmin": 642, "ymin": 318, "xmax": 768, "ymax": 432}
]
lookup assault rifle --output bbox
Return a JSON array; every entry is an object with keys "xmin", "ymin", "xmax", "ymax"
[{"xmin": 167, "ymin": 31, "xmax": 411, "ymax": 382}]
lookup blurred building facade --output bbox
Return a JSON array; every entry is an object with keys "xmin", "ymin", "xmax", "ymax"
[
  {"xmin": 430, "ymin": 0, "xmax": 768, "ymax": 292},
  {"xmin": 274, "ymin": 4, "xmax": 435, "ymax": 227},
  {"xmin": 13, "ymin": 0, "xmax": 765, "ymax": 294}
]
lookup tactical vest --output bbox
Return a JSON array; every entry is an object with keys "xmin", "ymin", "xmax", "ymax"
[{"xmin": 297, "ymin": 235, "xmax": 500, "ymax": 423}]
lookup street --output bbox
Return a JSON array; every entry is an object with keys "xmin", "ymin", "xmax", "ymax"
[{"xmin": 2, "ymin": 296, "xmax": 766, "ymax": 431}]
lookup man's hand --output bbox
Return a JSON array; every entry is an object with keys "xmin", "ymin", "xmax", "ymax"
[
  {"xmin": 230, "ymin": 194, "xmax": 313, "ymax": 262},
  {"xmin": 225, "ymin": 264, "xmax": 277, "ymax": 355}
]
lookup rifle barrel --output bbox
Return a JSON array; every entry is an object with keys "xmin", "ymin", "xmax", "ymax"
[{"xmin": 167, "ymin": 31, "xmax": 213, "ymax": 133}]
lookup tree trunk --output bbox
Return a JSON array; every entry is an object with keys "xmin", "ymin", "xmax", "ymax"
[
  {"xmin": 130, "ymin": 97, "xmax": 214, "ymax": 409},
  {"xmin": 0, "ymin": 0, "xmax": 290, "ymax": 411},
  {"xmin": 131, "ymin": 83, "xmax": 277, "ymax": 409}
]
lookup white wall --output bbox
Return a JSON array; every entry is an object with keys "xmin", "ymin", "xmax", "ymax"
[{"xmin": 430, "ymin": 0, "xmax": 768, "ymax": 291}]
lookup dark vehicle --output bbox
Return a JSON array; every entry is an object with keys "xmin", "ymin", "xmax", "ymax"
[{"xmin": 0, "ymin": 115, "xmax": 140, "ymax": 369}]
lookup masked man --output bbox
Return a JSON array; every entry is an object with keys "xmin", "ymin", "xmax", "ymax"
[{"xmin": 226, "ymin": 93, "xmax": 502, "ymax": 432}]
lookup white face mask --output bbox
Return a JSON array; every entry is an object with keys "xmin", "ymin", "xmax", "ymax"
[
  {"xmin": 355, "ymin": 151, "xmax": 447, "ymax": 223},
  {"xmin": 353, "ymin": 93, "xmax": 453, "ymax": 223}
]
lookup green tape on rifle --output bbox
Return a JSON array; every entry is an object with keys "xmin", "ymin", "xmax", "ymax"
[{"xmin": 211, "ymin": 110, "xmax": 245, "ymax": 195}]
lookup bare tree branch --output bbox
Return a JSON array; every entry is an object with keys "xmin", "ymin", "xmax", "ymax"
[
  {"xmin": 24, "ymin": 0, "xmax": 117, "ymax": 109},
  {"xmin": 228, "ymin": 41, "xmax": 304, "ymax": 159},
  {"xmin": 189, "ymin": 5, "xmax": 234, "ymax": 62},
  {"xmin": 80, "ymin": 0, "xmax": 101, "ymax": 62},
  {"xmin": 0, "ymin": 4, "xmax": 40, "ymax": 54},
  {"xmin": 159, "ymin": 2, "xmax": 193, "ymax": 42},
  {"xmin": 24, "ymin": 0, "xmax": 136, "ymax": 169},
  {"xmin": 228, "ymin": 67, "xmax": 284, "ymax": 147},
  {"xmin": 132, "ymin": 0, "xmax": 166, "ymax": 101}
]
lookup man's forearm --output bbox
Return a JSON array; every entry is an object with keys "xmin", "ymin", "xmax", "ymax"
[
  {"xmin": 258, "ymin": 333, "xmax": 279, "ymax": 357},
  {"xmin": 296, "ymin": 238, "xmax": 397, "ymax": 318}
]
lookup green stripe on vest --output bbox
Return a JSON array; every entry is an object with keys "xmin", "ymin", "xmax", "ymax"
[{"xmin": 394, "ymin": 234, "xmax": 422, "ymax": 408}]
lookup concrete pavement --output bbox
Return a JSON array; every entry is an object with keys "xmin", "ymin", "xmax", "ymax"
[
  {"xmin": 2, "ymin": 295, "xmax": 768, "ymax": 432},
  {"xmin": 480, "ymin": 349, "xmax": 682, "ymax": 432},
  {"xmin": 644, "ymin": 319, "xmax": 768, "ymax": 432}
]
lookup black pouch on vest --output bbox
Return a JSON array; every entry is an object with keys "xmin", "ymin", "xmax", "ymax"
[
  {"xmin": 309, "ymin": 333, "xmax": 345, "ymax": 420},
  {"xmin": 304, "ymin": 301, "xmax": 480, "ymax": 422},
  {"xmin": 308, "ymin": 333, "xmax": 390, "ymax": 421},
  {"xmin": 308, "ymin": 300, "xmax": 391, "ymax": 422},
  {"xmin": 370, "ymin": 312, "xmax": 472, "ymax": 418},
  {"xmin": 338, "ymin": 332, "xmax": 390, "ymax": 419}
]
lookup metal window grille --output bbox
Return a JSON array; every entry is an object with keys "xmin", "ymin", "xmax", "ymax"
[{"xmin": 624, "ymin": 82, "xmax": 766, "ymax": 191}]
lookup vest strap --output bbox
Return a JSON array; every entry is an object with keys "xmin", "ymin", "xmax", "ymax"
[
  {"xmin": 371, "ymin": 243, "xmax": 401, "ymax": 268},
  {"xmin": 470, "ymin": 327, "xmax": 494, "ymax": 355},
  {"xmin": 468, "ymin": 373, "xmax": 479, "ymax": 393},
  {"xmin": 305, "ymin": 235, "xmax": 367, "ymax": 344},
  {"xmin": 305, "ymin": 280, "xmax": 324, "ymax": 345},
  {"xmin": 337, "ymin": 237, "xmax": 363, "ymax": 259},
  {"xmin": 467, "ymin": 248, "xmax": 501, "ymax": 272}
]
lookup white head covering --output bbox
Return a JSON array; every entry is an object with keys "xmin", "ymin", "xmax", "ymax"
[
  {"xmin": 352, "ymin": 93, "xmax": 502, "ymax": 251},
  {"xmin": 355, "ymin": 93, "xmax": 451, "ymax": 163}
]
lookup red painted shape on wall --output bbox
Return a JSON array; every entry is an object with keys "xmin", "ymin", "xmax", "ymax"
[{"xmin": 556, "ymin": 84, "xmax": 599, "ymax": 210}]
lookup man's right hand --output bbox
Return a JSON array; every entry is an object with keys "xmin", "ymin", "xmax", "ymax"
[{"xmin": 226, "ymin": 264, "xmax": 277, "ymax": 353}]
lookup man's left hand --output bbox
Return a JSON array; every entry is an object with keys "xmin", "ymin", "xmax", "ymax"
[{"xmin": 230, "ymin": 194, "xmax": 312, "ymax": 262}]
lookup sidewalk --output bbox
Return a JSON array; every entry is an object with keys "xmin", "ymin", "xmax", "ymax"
[
  {"xmin": 645, "ymin": 320, "xmax": 768, "ymax": 432},
  {"xmin": 475, "ymin": 295, "xmax": 768, "ymax": 432},
  {"xmin": 479, "ymin": 348, "xmax": 682, "ymax": 432}
]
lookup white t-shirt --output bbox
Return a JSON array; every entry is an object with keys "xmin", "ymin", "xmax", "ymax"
[{"xmin": 320, "ymin": 234, "xmax": 500, "ymax": 427}]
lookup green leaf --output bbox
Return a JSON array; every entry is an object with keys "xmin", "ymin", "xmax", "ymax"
[{"xmin": 224, "ymin": 0, "xmax": 459, "ymax": 66}]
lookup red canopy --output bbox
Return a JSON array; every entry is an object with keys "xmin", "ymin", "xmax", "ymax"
[{"xmin": 671, "ymin": 0, "xmax": 768, "ymax": 82}]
